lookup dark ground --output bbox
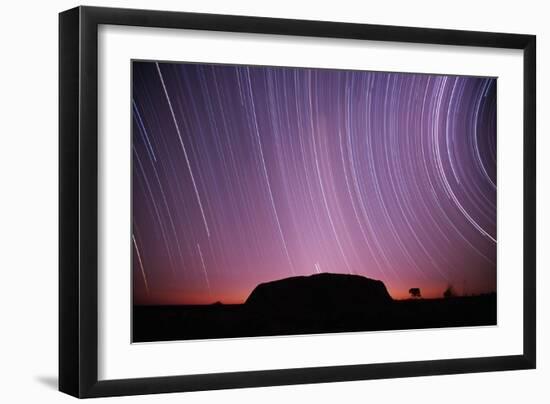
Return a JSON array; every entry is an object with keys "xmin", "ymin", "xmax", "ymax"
[{"xmin": 133, "ymin": 294, "xmax": 496, "ymax": 342}]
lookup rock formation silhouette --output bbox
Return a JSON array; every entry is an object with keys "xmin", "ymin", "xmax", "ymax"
[{"xmin": 245, "ymin": 273, "xmax": 392, "ymax": 314}]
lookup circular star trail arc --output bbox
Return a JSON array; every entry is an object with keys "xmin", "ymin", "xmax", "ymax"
[{"xmin": 132, "ymin": 61, "xmax": 496, "ymax": 304}]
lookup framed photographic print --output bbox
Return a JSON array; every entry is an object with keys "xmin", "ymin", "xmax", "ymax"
[{"xmin": 59, "ymin": 6, "xmax": 536, "ymax": 398}]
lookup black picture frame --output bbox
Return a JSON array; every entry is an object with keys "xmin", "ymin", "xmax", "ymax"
[{"xmin": 59, "ymin": 5, "xmax": 536, "ymax": 398}]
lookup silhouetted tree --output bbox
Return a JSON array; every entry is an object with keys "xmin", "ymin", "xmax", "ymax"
[
  {"xmin": 443, "ymin": 285, "xmax": 455, "ymax": 299},
  {"xmin": 409, "ymin": 288, "xmax": 421, "ymax": 298}
]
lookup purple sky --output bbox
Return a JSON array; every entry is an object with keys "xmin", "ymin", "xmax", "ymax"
[{"xmin": 132, "ymin": 61, "xmax": 496, "ymax": 304}]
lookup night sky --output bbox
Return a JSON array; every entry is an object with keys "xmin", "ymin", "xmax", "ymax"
[{"xmin": 132, "ymin": 61, "xmax": 496, "ymax": 305}]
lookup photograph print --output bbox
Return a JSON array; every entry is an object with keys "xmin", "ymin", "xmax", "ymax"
[{"xmin": 131, "ymin": 61, "xmax": 497, "ymax": 343}]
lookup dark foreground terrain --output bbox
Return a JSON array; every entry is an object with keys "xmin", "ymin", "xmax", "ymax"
[{"xmin": 133, "ymin": 273, "xmax": 496, "ymax": 342}]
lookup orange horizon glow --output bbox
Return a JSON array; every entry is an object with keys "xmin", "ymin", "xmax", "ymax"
[{"xmin": 133, "ymin": 272, "xmax": 495, "ymax": 305}]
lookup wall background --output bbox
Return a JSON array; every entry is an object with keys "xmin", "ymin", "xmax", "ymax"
[{"xmin": 0, "ymin": 0, "xmax": 546, "ymax": 402}]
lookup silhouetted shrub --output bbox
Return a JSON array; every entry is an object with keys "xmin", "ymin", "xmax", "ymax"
[
  {"xmin": 443, "ymin": 285, "xmax": 455, "ymax": 298},
  {"xmin": 409, "ymin": 288, "xmax": 421, "ymax": 298}
]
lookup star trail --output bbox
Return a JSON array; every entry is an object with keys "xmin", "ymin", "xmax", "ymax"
[{"xmin": 132, "ymin": 61, "xmax": 496, "ymax": 305}]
